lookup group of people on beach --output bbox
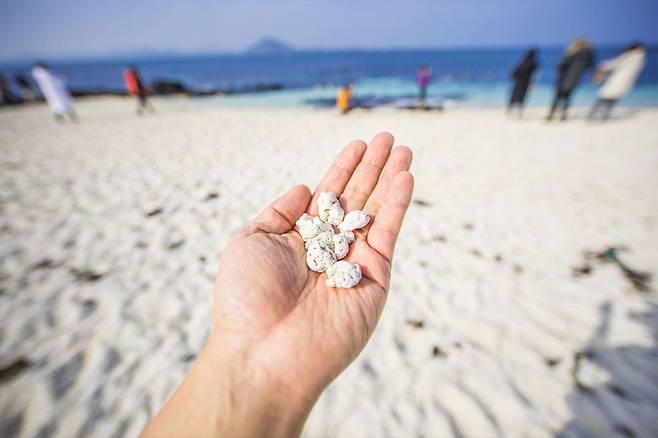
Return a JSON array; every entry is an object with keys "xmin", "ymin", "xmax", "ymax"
[
  {"xmin": 2, "ymin": 40, "xmax": 649, "ymax": 122},
  {"xmin": 333, "ymin": 39, "xmax": 646, "ymax": 119},
  {"xmin": 0, "ymin": 64, "xmax": 153, "ymax": 121},
  {"xmin": 508, "ymin": 39, "xmax": 647, "ymax": 121}
]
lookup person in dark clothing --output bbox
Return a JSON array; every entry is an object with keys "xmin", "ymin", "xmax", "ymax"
[
  {"xmin": 0, "ymin": 73, "xmax": 20, "ymax": 105},
  {"xmin": 546, "ymin": 38, "xmax": 595, "ymax": 121},
  {"xmin": 14, "ymin": 74, "xmax": 36, "ymax": 100},
  {"xmin": 508, "ymin": 49, "xmax": 539, "ymax": 116}
]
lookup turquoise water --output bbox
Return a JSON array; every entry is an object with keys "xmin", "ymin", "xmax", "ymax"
[{"xmin": 197, "ymin": 78, "xmax": 658, "ymax": 109}]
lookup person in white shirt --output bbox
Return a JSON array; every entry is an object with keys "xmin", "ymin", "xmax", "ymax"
[
  {"xmin": 31, "ymin": 63, "xmax": 77, "ymax": 122},
  {"xmin": 588, "ymin": 43, "xmax": 646, "ymax": 121}
]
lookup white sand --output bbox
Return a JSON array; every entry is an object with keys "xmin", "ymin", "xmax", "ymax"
[{"xmin": 1, "ymin": 97, "xmax": 657, "ymax": 437}]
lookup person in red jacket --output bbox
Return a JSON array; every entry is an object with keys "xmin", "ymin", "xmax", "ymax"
[{"xmin": 123, "ymin": 65, "xmax": 153, "ymax": 115}]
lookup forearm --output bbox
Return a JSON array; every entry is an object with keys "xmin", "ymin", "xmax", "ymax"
[{"xmin": 141, "ymin": 335, "xmax": 313, "ymax": 438}]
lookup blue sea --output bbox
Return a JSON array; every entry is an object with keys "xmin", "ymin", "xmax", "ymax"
[{"xmin": 2, "ymin": 47, "xmax": 657, "ymax": 108}]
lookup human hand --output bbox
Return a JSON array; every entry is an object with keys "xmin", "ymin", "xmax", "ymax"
[
  {"xmin": 592, "ymin": 70, "xmax": 606, "ymax": 84},
  {"xmin": 142, "ymin": 133, "xmax": 413, "ymax": 438}
]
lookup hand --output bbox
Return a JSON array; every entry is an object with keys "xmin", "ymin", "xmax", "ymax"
[
  {"xmin": 142, "ymin": 133, "xmax": 414, "ymax": 438},
  {"xmin": 592, "ymin": 70, "xmax": 605, "ymax": 84}
]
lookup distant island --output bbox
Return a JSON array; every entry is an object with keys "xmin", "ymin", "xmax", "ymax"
[{"xmin": 246, "ymin": 37, "xmax": 294, "ymax": 55}]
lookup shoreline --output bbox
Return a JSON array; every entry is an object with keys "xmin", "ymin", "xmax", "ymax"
[
  {"xmin": 3, "ymin": 94, "xmax": 658, "ymax": 114},
  {"xmin": 3, "ymin": 81, "xmax": 658, "ymax": 111}
]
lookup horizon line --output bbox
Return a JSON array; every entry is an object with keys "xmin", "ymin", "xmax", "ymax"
[{"xmin": 2, "ymin": 42, "xmax": 655, "ymax": 64}]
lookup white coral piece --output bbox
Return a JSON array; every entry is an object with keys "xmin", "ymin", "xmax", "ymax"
[
  {"xmin": 296, "ymin": 213, "xmax": 332, "ymax": 241},
  {"xmin": 306, "ymin": 240, "xmax": 337, "ymax": 273},
  {"xmin": 305, "ymin": 229, "xmax": 352, "ymax": 260},
  {"xmin": 325, "ymin": 203, "xmax": 345, "ymax": 226},
  {"xmin": 332, "ymin": 233, "xmax": 351, "ymax": 260},
  {"xmin": 338, "ymin": 210, "xmax": 370, "ymax": 233},
  {"xmin": 295, "ymin": 195, "xmax": 365, "ymax": 288},
  {"xmin": 326, "ymin": 261, "xmax": 362, "ymax": 288},
  {"xmin": 318, "ymin": 191, "xmax": 345, "ymax": 226},
  {"xmin": 305, "ymin": 230, "xmax": 334, "ymax": 251}
]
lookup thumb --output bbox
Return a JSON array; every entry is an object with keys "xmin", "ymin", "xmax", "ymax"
[{"xmin": 248, "ymin": 185, "xmax": 312, "ymax": 235}]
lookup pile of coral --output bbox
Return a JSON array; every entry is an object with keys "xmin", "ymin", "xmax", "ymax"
[{"xmin": 295, "ymin": 192, "xmax": 370, "ymax": 288}]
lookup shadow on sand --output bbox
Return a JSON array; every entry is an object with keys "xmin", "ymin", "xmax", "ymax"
[{"xmin": 558, "ymin": 301, "xmax": 658, "ymax": 437}]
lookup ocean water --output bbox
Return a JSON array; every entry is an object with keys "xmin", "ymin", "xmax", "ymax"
[{"xmin": 2, "ymin": 47, "xmax": 657, "ymax": 108}]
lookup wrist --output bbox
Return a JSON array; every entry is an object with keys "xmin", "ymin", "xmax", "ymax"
[{"xmin": 203, "ymin": 332, "xmax": 316, "ymax": 438}]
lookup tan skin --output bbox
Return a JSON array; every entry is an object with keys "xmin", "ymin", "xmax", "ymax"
[{"xmin": 142, "ymin": 132, "xmax": 414, "ymax": 437}]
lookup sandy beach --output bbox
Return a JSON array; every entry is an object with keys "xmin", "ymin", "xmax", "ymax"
[{"xmin": 1, "ymin": 97, "xmax": 657, "ymax": 437}]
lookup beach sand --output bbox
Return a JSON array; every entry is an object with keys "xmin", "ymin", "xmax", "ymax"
[{"xmin": 1, "ymin": 97, "xmax": 657, "ymax": 437}]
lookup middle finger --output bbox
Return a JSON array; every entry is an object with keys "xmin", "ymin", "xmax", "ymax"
[{"xmin": 339, "ymin": 132, "xmax": 394, "ymax": 212}]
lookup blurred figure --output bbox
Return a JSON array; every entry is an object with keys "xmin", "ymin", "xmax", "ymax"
[
  {"xmin": 123, "ymin": 65, "xmax": 153, "ymax": 115},
  {"xmin": 417, "ymin": 65, "xmax": 432, "ymax": 103},
  {"xmin": 546, "ymin": 38, "xmax": 595, "ymax": 121},
  {"xmin": 336, "ymin": 84, "xmax": 353, "ymax": 114},
  {"xmin": 588, "ymin": 43, "xmax": 646, "ymax": 121},
  {"xmin": 0, "ymin": 73, "xmax": 20, "ymax": 104},
  {"xmin": 508, "ymin": 49, "xmax": 538, "ymax": 116},
  {"xmin": 15, "ymin": 74, "xmax": 36, "ymax": 101},
  {"xmin": 31, "ymin": 63, "xmax": 77, "ymax": 122}
]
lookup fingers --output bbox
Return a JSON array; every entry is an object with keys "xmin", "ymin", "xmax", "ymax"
[
  {"xmin": 366, "ymin": 171, "xmax": 414, "ymax": 263},
  {"xmin": 364, "ymin": 146, "xmax": 413, "ymax": 216},
  {"xmin": 339, "ymin": 132, "xmax": 394, "ymax": 212},
  {"xmin": 308, "ymin": 140, "xmax": 367, "ymax": 215},
  {"xmin": 251, "ymin": 185, "xmax": 312, "ymax": 235}
]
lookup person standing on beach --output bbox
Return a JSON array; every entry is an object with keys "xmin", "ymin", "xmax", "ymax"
[
  {"xmin": 124, "ymin": 65, "xmax": 153, "ymax": 115},
  {"xmin": 508, "ymin": 49, "xmax": 538, "ymax": 116},
  {"xmin": 31, "ymin": 63, "xmax": 77, "ymax": 122},
  {"xmin": 417, "ymin": 65, "xmax": 432, "ymax": 104},
  {"xmin": 336, "ymin": 84, "xmax": 353, "ymax": 114},
  {"xmin": 0, "ymin": 73, "xmax": 20, "ymax": 105},
  {"xmin": 546, "ymin": 38, "xmax": 595, "ymax": 121},
  {"xmin": 15, "ymin": 74, "xmax": 36, "ymax": 101},
  {"xmin": 588, "ymin": 43, "xmax": 646, "ymax": 121}
]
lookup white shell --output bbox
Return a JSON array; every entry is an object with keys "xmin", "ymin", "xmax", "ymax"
[
  {"xmin": 296, "ymin": 205, "xmax": 363, "ymax": 287},
  {"xmin": 296, "ymin": 213, "xmax": 332, "ymax": 241},
  {"xmin": 306, "ymin": 241, "xmax": 337, "ymax": 273},
  {"xmin": 317, "ymin": 191, "xmax": 345, "ymax": 226},
  {"xmin": 332, "ymin": 233, "xmax": 351, "ymax": 260},
  {"xmin": 305, "ymin": 230, "xmax": 334, "ymax": 251},
  {"xmin": 326, "ymin": 261, "xmax": 362, "ymax": 288},
  {"xmin": 338, "ymin": 210, "xmax": 370, "ymax": 233},
  {"xmin": 317, "ymin": 191, "xmax": 338, "ymax": 209},
  {"xmin": 325, "ymin": 203, "xmax": 345, "ymax": 226}
]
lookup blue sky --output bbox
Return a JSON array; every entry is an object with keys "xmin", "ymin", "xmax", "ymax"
[{"xmin": 1, "ymin": 0, "xmax": 656, "ymax": 60}]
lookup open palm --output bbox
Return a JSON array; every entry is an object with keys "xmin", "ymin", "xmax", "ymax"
[{"xmin": 213, "ymin": 132, "xmax": 414, "ymax": 406}]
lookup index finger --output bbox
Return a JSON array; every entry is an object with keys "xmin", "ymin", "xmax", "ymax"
[
  {"xmin": 339, "ymin": 132, "xmax": 394, "ymax": 212},
  {"xmin": 308, "ymin": 140, "xmax": 366, "ymax": 215}
]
